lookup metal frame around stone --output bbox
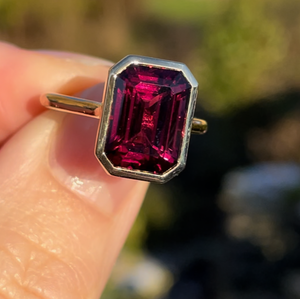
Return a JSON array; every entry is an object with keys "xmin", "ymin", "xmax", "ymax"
[{"xmin": 95, "ymin": 55, "xmax": 198, "ymax": 184}]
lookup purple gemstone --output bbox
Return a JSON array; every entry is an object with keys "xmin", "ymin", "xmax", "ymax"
[{"xmin": 104, "ymin": 64, "xmax": 191, "ymax": 174}]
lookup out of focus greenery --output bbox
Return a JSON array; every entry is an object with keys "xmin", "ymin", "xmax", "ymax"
[
  {"xmin": 1, "ymin": 0, "xmax": 300, "ymax": 298},
  {"xmin": 0, "ymin": 0, "xmax": 298, "ymax": 113}
]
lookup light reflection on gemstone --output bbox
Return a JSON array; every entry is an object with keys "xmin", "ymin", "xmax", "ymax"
[{"xmin": 105, "ymin": 64, "xmax": 191, "ymax": 174}]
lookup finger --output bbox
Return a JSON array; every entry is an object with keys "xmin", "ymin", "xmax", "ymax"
[
  {"xmin": 0, "ymin": 42, "xmax": 111, "ymax": 144},
  {"xmin": 0, "ymin": 87, "xmax": 148, "ymax": 298}
]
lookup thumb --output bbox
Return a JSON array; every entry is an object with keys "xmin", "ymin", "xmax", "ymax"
[{"xmin": 0, "ymin": 89, "xmax": 148, "ymax": 299}]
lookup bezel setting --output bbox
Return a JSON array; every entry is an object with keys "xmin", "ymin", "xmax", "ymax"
[{"xmin": 95, "ymin": 55, "xmax": 198, "ymax": 183}]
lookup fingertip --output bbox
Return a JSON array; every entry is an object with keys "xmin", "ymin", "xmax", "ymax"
[
  {"xmin": 35, "ymin": 49, "xmax": 114, "ymax": 66},
  {"xmin": 0, "ymin": 43, "xmax": 111, "ymax": 144},
  {"xmin": 0, "ymin": 41, "xmax": 18, "ymax": 52},
  {"xmin": 0, "ymin": 109, "xmax": 148, "ymax": 298}
]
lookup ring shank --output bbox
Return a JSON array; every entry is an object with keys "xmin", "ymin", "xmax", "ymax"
[
  {"xmin": 40, "ymin": 93, "xmax": 102, "ymax": 118},
  {"xmin": 40, "ymin": 93, "xmax": 207, "ymax": 134}
]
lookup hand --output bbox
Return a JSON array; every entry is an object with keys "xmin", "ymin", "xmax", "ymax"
[{"xmin": 0, "ymin": 42, "xmax": 148, "ymax": 299}]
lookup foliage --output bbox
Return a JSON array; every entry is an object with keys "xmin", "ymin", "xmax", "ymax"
[
  {"xmin": 0, "ymin": 0, "xmax": 297, "ymax": 113},
  {"xmin": 199, "ymin": 0, "xmax": 287, "ymax": 112}
]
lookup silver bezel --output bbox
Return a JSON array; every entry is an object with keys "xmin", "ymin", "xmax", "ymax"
[{"xmin": 95, "ymin": 55, "xmax": 198, "ymax": 183}]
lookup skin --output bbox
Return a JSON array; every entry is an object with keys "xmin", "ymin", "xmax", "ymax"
[{"xmin": 0, "ymin": 42, "xmax": 149, "ymax": 299}]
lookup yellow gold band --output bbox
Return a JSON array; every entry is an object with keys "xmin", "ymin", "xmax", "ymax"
[{"xmin": 41, "ymin": 93, "xmax": 208, "ymax": 135}]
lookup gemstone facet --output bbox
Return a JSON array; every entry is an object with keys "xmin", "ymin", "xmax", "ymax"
[
  {"xmin": 96, "ymin": 56, "xmax": 198, "ymax": 183},
  {"xmin": 105, "ymin": 65, "xmax": 191, "ymax": 174}
]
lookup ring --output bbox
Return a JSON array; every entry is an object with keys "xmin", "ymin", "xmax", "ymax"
[{"xmin": 40, "ymin": 55, "xmax": 207, "ymax": 183}]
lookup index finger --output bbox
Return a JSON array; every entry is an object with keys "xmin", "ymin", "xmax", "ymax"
[{"xmin": 0, "ymin": 42, "xmax": 110, "ymax": 144}]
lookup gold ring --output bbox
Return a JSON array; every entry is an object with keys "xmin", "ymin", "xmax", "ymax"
[{"xmin": 41, "ymin": 55, "xmax": 207, "ymax": 183}]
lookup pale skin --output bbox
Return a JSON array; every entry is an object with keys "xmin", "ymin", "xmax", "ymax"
[{"xmin": 0, "ymin": 42, "xmax": 149, "ymax": 299}]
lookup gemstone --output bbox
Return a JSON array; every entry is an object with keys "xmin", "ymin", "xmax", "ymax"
[{"xmin": 104, "ymin": 64, "xmax": 192, "ymax": 174}]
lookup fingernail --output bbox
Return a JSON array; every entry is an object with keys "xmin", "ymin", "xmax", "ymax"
[
  {"xmin": 36, "ymin": 50, "xmax": 114, "ymax": 66},
  {"xmin": 49, "ymin": 85, "xmax": 139, "ymax": 216}
]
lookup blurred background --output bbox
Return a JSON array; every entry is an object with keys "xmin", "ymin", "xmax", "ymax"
[{"xmin": 1, "ymin": 0, "xmax": 300, "ymax": 298}]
